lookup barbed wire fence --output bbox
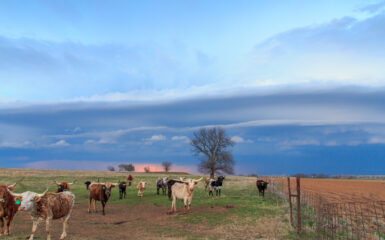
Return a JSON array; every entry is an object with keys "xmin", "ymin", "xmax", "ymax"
[{"xmin": 263, "ymin": 176, "xmax": 385, "ymax": 239}]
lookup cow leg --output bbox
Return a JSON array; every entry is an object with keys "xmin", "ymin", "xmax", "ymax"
[
  {"xmin": 171, "ymin": 195, "xmax": 176, "ymax": 213},
  {"xmin": 60, "ymin": 218, "xmax": 68, "ymax": 240},
  {"xmin": 44, "ymin": 216, "xmax": 52, "ymax": 240},
  {"xmin": 157, "ymin": 186, "xmax": 159, "ymax": 195},
  {"xmin": 0, "ymin": 217, "xmax": 4, "ymax": 236},
  {"xmin": 88, "ymin": 198, "xmax": 92, "ymax": 213},
  {"xmin": 5, "ymin": 214, "xmax": 14, "ymax": 235},
  {"xmin": 183, "ymin": 198, "xmax": 187, "ymax": 214},
  {"xmin": 102, "ymin": 201, "xmax": 106, "ymax": 216},
  {"xmin": 93, "ymin": 200, "xmax": 97, "ymax": 213},
  {"xmin": 28, "ymin": 218, "xmax": 41, "ymax": 240}
]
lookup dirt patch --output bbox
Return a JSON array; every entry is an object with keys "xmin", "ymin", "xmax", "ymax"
[{"xmin": 10, "ymin": 202, "xmax": 276, "ymax": 240}]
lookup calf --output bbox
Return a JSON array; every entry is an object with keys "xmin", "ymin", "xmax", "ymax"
[
  {"xmin": 256, "ymin": 180, "xmax": 269, "ymax": 198},
  {"xmin": 156, "ymin": 177, "xmax": 168, "ymax": 195},
  {"xmin": 127, "ymin": 174, "xmax": 133, "ymax": 186},
  {"xmin": 170, "ymin": 178, "xmax": 202, "ymax": 214},
  {"xmin": 208, "ymin": 176, "xmax": 225, "ymax": 197},
  {"xmin": 88, "ymin": 182, "xmax": 117, "ymax": 215},
  {"xmin": 54, "ymin": 180, "xmax": 75, "ymax": 193},
  {"xmin": 84, "ymin": 181, "xmax": 91, "ymax": 190},
  {"xmin": 137, "ymin": 181, "xmax": 146, "ymax": 198},
  {"xmin": 18, "ymin": 190, "xmax": 75, "ymax": 240},
  {"xmin": 118, "ymin": 181, "xmax": 127, "ymax": 199},
  {"xmin": 204, "ymin": 177, "xmax": 210, "ymax": 191},
  {"xmin": 0, "ymin": 184, "xmax": 21, "ymax": 236}
]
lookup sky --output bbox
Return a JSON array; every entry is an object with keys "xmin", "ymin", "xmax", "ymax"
[{"xmin": 1, "ymin": 0, "xmax": 385, "ymax": 174}]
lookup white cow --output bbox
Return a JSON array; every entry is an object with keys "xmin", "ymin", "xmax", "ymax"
[{"xmin": 170, "ymin": 178, "xmax": 202, "ymax": 214}]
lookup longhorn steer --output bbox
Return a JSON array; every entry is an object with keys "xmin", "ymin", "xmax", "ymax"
[
  {"xmin": 208, "ymin": 176, "xmax": 225, "ymax": 197},
  {"xmin": 156, "ymin": 177, "xmax": 168, "ymax": 195},
  {"xmin": 17, "ymin": 190, "xmax": 75, "ymax": 240},
  {"xmin": 127, "ymin": 174, "xmax": 133, "ymax": 186},
  {"xmin": 0, "ymin": 184, "xmax": 20, "ymax": 236},
  {"xmin": 170, "ymin": 178, "xmax": 202, "ymax": 214},
  {"xmin": 54, "ymin": 180, "xmax": 75, "ymax": 193},
  {"xmin": 256, "ymin": 180, "xmax": 269, "ymax": 198},
  {"xmin": 118, "ymin": 181, "xmax": 127, "ymax": 199},
  {"xmin": 137, "ymin": 181, "xmax": 146, "ymax": 198},
  {"xmin": 88, "ymin": 182, "xmax": 117, "ymax": 215}
]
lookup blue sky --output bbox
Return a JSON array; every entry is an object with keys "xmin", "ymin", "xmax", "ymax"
[{"xmin": 1, "ymin": 1, "xmax": 385, "ymax": 174}]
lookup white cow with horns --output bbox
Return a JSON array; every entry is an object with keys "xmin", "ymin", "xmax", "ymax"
[{"xmin": 169, "ymin": 177, "xmax": 202, "ymax": 214}]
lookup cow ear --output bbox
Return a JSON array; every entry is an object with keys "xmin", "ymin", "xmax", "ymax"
[{"xmin": 34, "ymin": 196, "xmax": 41, "ymax": 202}]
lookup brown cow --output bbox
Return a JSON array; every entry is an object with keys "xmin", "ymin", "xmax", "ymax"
[
  {"xmin": 204, "ymin": 177, "xmax": 211, "ymax": 191},
  {"xmin": 137, "ymin": 181, "xmax": 146, "ymax": 198},
  {"xmin": 54, "ymin": 180, "xmax": 76, "ymax": 193},
  {"xmin": 0, "ymin": 184, "xmax": 20, "ymax": 236},
  {"xmin": 88, "ymin": 182, "xmax": 117, "ymax": 215},
  {"xmin": 18, "ymin": 190, "xmax": 75, "ymax": 240},
  {"xmin": 127, "ymin": 174, "xmax": 133, "ymax": 186}
]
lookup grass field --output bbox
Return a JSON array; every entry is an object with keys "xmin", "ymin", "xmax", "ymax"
[{"xmin": 0, "ymin": 169, "xmax": 292, "ymax": 240}]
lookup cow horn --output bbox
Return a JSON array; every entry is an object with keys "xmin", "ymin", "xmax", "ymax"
[
  {"xmin": 53, "ymin": 180, "xmax": 60, "ymax": 185},
  {"xmin": 194, "ymin": 177, "xmax": 203, "ymax": 182},
  {"xmin": 7, "ymin": 183, "xmax": 17, "ymax": 189},
  {"xmin": 38, "ymin": 189, "xmax": 49, "ymax": 197},
  {"xmin": 69, "ymin": 179, "xmax": 77, "ymax": 185}
]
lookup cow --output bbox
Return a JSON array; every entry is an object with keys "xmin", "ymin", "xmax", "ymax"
[
  {"xmin": 169, "ymin": 178, "xmax": 202, "ymax": 214},
  {"xmin": 208, "ymin": 176, "xmax": 225, "ymax": 197},
  {"xmin": 204, "ymin": 177, "xmax": 210, "ymax": 191},
  {"xmin": 156, "ymin": 177, "xmax": 168, "ymax": 195},
  {"xmin": 0, "ymin": 184, "xmax": 20, "ymax": 236},
  {"xmin": 54, "ymin": 180, "xmax": 75, "ymax": 193},
  {"xmin": 137, "ymin": 181, "xmax": 146, "ymax": 198},
  {"xmin": 84, "ymin": 181, "xmax": 91, "ymax": 190},
  {"xmin": 118, "ymin": 181, "xmax": 127, "ymax": 199},
  {"xmin": 17, "ymin": 189, "xmax": 75, "ymax": 240},
  {"xmin": 127, "ymin": 174, "xmax": 133, "ymax": 186},
  {"xmin": 256, "ymin": 180, "xmax": 269, "ymax": 198},
  {"xmin": 88, "ymin": 182, "xmax": 117, "ymax": 215}
]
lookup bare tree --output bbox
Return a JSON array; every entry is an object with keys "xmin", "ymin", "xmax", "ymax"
[
  {"xmin": 162, "ymin": 161, "xmax": 172, "ymax": 172},
  {"xmin": 191, "ymin": 127, "xmax": 235, "ymax": 178},
  {"xmin": 118, "ymin": 163, "xmax": 135, "ymax": 171},
  {"xmin": 144, "ymin": 166, "xmax": 151, "ymax": 173}
]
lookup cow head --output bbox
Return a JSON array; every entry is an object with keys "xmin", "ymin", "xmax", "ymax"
[
  {"xmin": 182, "ymin": 178, "xmax": 202, "ymax": 194},
  {"xmin": 217, "ymin": 176, "xmax": 225, "ymax": 182},
  {"xmin": 102, "ymin": 182, "xmax": 117, "ymax": 198},
  {"xmin": 139, "ymin": 181, "xmax": 146, "ymax": 189},
  {"xmin": 54, "ymin": 180, "xmax": 75, "ymax": 192},
  {"xmin": 17, "ymin": 189, "xmax": 48, "ymax": 211},
  {"xmin": 0, "ymin": 184, "xmax": 17, "ymax": 204}
]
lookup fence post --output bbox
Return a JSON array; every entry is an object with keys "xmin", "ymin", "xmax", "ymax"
[
  {"xmin": 287, "ymin": 177, "xmax": 293, "ymax": 225},
  {"xmin": 297, "ymin": 176, "xmax": 301, "ymax": 234}
]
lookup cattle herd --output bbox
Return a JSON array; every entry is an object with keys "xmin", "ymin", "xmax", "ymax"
[{"xmin": 0, "ymin": 174, "xmax": 269, "ymax": 239}]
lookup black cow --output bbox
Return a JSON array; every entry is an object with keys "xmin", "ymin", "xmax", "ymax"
[
  {"xmin": 167, "ymin": 179, "xmax": 184, "ymax": 200},
  {"xmin": 119, "ymin": 181, "xmax": 127, "ymax": 199},
  {"xmin": 85, "ymin": 181, "xmax": 91, "ymax": 190},
  {"xmin": 256, "ymin": 180, "xmax": 269, "ymax": 197},
  {"xmin": 209, "ymin": 176, "xmax": 225, "ymax": 197}
]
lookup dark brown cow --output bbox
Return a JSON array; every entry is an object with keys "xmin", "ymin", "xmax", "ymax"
[
  {"xmin": 127, "ymin": 174, "xmax": 133, "ymax": 186},
  {"xmin": 118, "ymin": 181, "xmax": 127, "ymax": 199},
  {"xmin": 88, "ymin": 182, "xmax": 117, "ymax": 215},
  {"xmin": 256, "ymin": 180, "xmax": 269, "ymax": 198},
  {"xmin": 0, "ymin": 184, "xmax": 21, "ymax": 236},
  {"xmin": 54, "ymin": 180, "xmax": 75, "ymax": 193}
]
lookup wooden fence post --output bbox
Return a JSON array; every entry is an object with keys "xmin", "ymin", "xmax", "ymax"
[
  {"xmin": 297, "ymin": 176, "xmax": 301, "ymax": 234},
  {"xmin": 287, "ymin": 177, "xmax": 293, "ymax": 225}
]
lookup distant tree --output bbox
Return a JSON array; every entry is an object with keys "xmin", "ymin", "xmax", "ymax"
[
  {"xmin": 118, "ymin": 163, "xmax": 135, "ymax": 172},
  {"xmin": 107, "ymin": 166, "xmax": 115, "ymax": 171},
  {"xmin": 144, "ymin": 166, "xmax": 151, "ymax": 173},
  {"xmin": 162, "ymin": 161, "xmax": 172, "ymax": 172},
  {"xmin": 191, "ymin": 127, "xmax": 235, "ymax": 178}
]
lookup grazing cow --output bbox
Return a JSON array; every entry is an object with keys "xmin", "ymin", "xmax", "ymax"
[
  {"xmin": 17, "ymin": 189, "xmax": 75, "ymax": 240},
  {"xmin": 169, "ymin": 178, "xmax": 202, "ymax": 214},
  {"xmin": 256, "ymin": 180, "xmax": 269, "ymax": 198},
  {"xmin": 84, "ymin": 181, "xmax": 91, "ymax": 190},
  {"xmin": 208, "ymin": 176, "xmax": 225, "ymax": 197},
  {"xmin": 54, "ymin": 180, "xmax": 75, "ymax": 193},
  {"xmin": 156, "ymin": 177, "xmax": 168, "ymax": 195},
  {"xmin": 0, "ymin": 184, "xmax": 20, "ymax": 236},
  {"xmin": 88, "ymin": 182, "xmax": 117, "ymax": 215},
  {"xmin": 167, "ymin": 179, "xmax": 183, "ymax": 200},
  {"xmin": 127, "ymin": 174, "xmax": 133, "ymax": 186},
  {"xmin": 118, "ymin": 181, "xmax": 127, "ymax": 199},
  {"xmin": 137, "ymin": 181, "xmax": 146, "ymax": 198}
]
